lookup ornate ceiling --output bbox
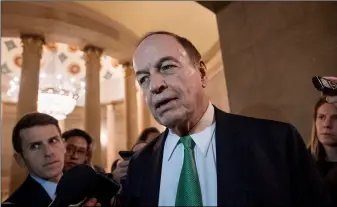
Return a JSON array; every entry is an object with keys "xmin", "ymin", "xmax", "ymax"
[
  {"xmin": 76, "ymin": 1, "xmax": 219, "ymax": 58},
  {"xmin": 1, "ymin": 1, "xmax": 220, "ymax": 107},
  {"xmin": 1, "ymin": 37, "xmax": 125, "ymax": 106}
]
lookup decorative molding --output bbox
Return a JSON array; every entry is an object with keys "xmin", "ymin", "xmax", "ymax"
[
  {"xmin": 123, "ymin": 63, "xmax": 135, "ymax": 78},
  {"xmin": 83, "ymin": 45, "xmax": 104, "ymax": 56},
  {"xmin": 20, "ymin": 34, "xmax": 45, "ymax": 45},
  {"xmin": 2, "ymin": 1, "xmax": 138, "ymax": 62}
]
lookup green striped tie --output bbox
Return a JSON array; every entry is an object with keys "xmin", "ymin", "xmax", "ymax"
[{"xmin": 175, "ymin": 135, "xmax": 203, "ymax": 206}]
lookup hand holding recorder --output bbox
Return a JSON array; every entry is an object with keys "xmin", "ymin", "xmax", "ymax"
[{"xmin": 312, "ymin": 76, "xmax": 337, "ymax": 105}]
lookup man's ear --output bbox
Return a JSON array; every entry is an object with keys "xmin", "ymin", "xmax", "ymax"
[
  {"xmin": 199, "ymin": 61, "xmax": 207, "ymax": 88},
  {"xmin": 14, "ymin": 152, "xmax": 26, "ymax": 168}
]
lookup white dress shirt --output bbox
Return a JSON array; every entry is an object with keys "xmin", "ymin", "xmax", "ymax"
[
  {"xmin": 158, "ymin": 103, "xmax": 218, "ymax": 206},
  {"xmin": 31, "ymin": 174, "xmax": 57, "ymax": 199}
]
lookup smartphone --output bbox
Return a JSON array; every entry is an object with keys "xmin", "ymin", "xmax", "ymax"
[
  {"xmin": 312, "ymin": 76, "xmax": 337, "ymax": 96},
  {"xmin": 119, "ymin": 150, "xmax": 134, "ymax": 160}
]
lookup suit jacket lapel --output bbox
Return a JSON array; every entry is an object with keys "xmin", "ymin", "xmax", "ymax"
[
  {"xmin": 147, "ymin": 129, "xmax": 169, "ymax": 206},
  {"xmin": 214, "ymin": 107, "xmax": 251, "ymax": 206},
  {"xmin": 25, "ymin": 176, "xmax": 52, "ymax": 206}
]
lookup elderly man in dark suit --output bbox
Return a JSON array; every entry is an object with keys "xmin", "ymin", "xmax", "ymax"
[
  {"xmin": 84, "ymin": 31, "xmax": 331, "ymax": 206},
  {"xmin": 3, "ymin": 113, "xmax": 66, "ymax": 207}
]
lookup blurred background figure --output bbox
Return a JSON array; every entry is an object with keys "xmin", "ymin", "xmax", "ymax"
[
  {"xmin": 309, "ymin": 97, "xmax": 337, "ymax": 205},
  {"xmin": 110, "ymin": 127, "xmax": 160, "ymax": 173},
  {"xmin": 62, "ymin": 129, "xmax": 105, "ymax": 173},
  {"xmin": 110, "ymin": 127, "xmax": 160, "ymax": 183},
  {"xmin": 131, "ymin": 127, "xmax": 160, "ymax": 152},
  {"xmin": 110, "ymin": 159, "xmax": 122, "ymax": 173}
]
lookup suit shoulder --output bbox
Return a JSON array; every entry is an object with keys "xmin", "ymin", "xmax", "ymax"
[
  {"xmin": 5, "ymin": 183, "xmax": 27, "ymax": 204},
  {"xmin": 216, "ymin": 110, "xmax": 301, "ymax": 148},
  {"xmin": 221, "ymin": 110, "xmax": 293, "ymax": 132}
]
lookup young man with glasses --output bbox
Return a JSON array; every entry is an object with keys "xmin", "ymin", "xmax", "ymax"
[{"xmin": 62, "ymin": 129, "xmax": 97, "ymax": 171}]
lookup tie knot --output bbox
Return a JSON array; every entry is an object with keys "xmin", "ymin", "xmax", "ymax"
[{"xmin": 180, "ymin": 136, "xmax": 195, "ymax": 149}]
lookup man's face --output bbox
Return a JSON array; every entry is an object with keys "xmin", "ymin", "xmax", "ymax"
[
  {"xmin": 133, "ymin": 34, "xmax": 207, "ymax": 128},
  {"xmin": 64, "ymin": 136, "xmax": 89, "ymax": 171},
  {"xmin": 16, "ymin": 124, "xmax": 65, "ymax": 182}
]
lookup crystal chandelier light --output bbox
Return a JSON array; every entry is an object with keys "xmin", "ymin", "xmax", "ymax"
[
  {"xmin": 7, "ymin": 51, "xmax": 85, "ymax": 120},
  {"xmin": 37, "ymin": 51, "xmax": 84, "ymax": 120}
]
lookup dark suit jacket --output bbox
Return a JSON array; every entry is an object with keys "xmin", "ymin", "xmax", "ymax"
[
  {"xmin": 121, "ymin": 107, "xmax": 330, "ymax": 206},
  {"xmin": 3, "ymin": 176, "xmax": 52, "ymax": 207}
]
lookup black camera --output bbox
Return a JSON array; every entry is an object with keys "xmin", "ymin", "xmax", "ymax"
[{"xmin": 312, "ymin": 76, "xmax": 337, "ymax": 96}]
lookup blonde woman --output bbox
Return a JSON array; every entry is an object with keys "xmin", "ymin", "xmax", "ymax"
[{"xmin": 309, "ymin": 76, "xmax": 337, "ymax": 205}]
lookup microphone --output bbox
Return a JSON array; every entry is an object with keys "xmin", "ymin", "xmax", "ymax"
[{"xmin": 49, "ymin": 164, "xmax": 120, "ymax": 207}]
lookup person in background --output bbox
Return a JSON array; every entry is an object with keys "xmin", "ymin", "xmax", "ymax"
[
  {"xmin": 111, "ymin": 159, "xmax": 122, "ymax": 173},
  {"xmin": 62, "ymin": 128, "xmax": 105, "ymax": 173},
  {"xmin": 3, "ymin": 112, "xmax": 66, "ymax": 207},
  {"xmin": 131, "ymin": 127, "xmax": 160, "ymax": 152},
  {"xmin": 309, "ymin": 76, "xmax": 337, "ymax": 205},
  {"xmin": 111, "ymin": 127, "xmax": 160, "ymax": 179},
  {"xmin": 136, "ymin": 127, "xmax": 160, "ymax": 144}
]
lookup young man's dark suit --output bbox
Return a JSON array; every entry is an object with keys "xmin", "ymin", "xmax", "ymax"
[
  {"xmin": 4, "ymin": 176, "xmax": 52, "ymax": 207},
  {"xmin": 121, "ymin": 106, "xmax": 331, "ymax": 206}
]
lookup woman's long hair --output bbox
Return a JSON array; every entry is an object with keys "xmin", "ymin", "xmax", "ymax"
[{"xmin": 308, "ymin": 97, "xmax": 328, "ymax": 161}]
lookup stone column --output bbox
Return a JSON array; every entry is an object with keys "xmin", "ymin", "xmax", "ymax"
[
  {"xmin": 123, "ymin": 63, "xmax": 138, "ymax": 149},
  {"xmin": 58, "ymin": 119, "xmax": 66, "ymax": 132},
  {"xmin": 10, "ymin": 34, "xmax": 44, "ymax": 193},
  {"xmin": 106, "ymin": 104, "xmax": 116, "ymax": 170},
  {"xmin": 83, "ymin": 45, "xmax": 103, "ymax": 167},
  {"xmin": 16, "ymin": 34, "xmax": 44, "ymax": 119},
  {"xmin": 137, "ymin": 88, "xmax": 152, "ymax": 134}
]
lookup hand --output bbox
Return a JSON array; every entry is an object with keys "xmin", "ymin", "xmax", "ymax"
[
  {"xmin": 322, "ymin": 76, "xmax": 337, "ymax": 105},
  {"xmin": 111, "ymin": 160, "xmax": 129, "ymax": 183},
  {"xmin": 81, "ymin": 198, "xmax": 101, "ymax": 207}
]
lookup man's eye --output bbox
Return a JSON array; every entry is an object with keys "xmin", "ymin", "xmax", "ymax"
[
  {"xmin": 30, "ymin": 144, "xmax": 40, "ymax": 150},
  {"xmin": 50, "ymin": 137, "xmax": 60, "ymax": 143},
  {"xmin": 139, "ymin": 76, "xmax": 149, "ymax": 85},
  {"xmin": 161, "ymin": 65, "xmax": 175, "ymax": 70}
]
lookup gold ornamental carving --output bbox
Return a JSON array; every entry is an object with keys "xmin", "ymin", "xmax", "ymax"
[
  {"xmin": 83, "ymin": 45, "xmax": 103, "ymax": 60},
  {"xmin": 123, "ymin": 62, "xmax": 135, "ymax": 78},
  {"xmin": 20, "ymin": 34, "xmax": 45, "ymax": 56}
]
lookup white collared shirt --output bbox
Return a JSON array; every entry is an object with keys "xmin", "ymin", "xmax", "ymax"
[
  {"xmin": 158, "ymin": 103, "xmax": 218, "ymax": 206},
  {"xmin": 30, "ymin": 175, "xmax": 57, "ymax": 199}
]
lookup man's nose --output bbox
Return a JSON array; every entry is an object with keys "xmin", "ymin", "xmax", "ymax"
[
  {"xmin": 43, "ymin": 144, "xmax": 54, "ymax": 157},
  {"xmin": 71, "ymin": 151, "xmax": 79, "ymax": 159},
  {"xmin": 149, "ymin": 73, "xmax": 167, "ymax": 94}
]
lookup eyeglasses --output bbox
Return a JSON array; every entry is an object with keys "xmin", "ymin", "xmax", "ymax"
[{"xmin": 66, "ymin": 145, "xmax": 87, "ymax": 157}]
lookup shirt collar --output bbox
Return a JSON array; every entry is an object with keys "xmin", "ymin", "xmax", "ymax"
[
  {"xmin": 30, "ymin": 174, "xmax": 57, "ymax": 199},
  {"xmin": 164, "ymin": 103, "xmax": 215, "ymax": 160}
]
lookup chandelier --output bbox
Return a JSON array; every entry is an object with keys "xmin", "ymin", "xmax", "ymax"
[
  {"xmin": 37, "ymin": 87, "xmax": 79, "ymax": 121},
  {"xmin": 37, "ymin": 51, "xmax": 84, "ymax": 120},
  {"xmin": 7, "ymin": 50, "xmax": 85, "ymax": 120}
]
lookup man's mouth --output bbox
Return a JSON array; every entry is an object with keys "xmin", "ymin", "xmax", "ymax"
[
  {"xmin": 155, "ymin": 98, "xmax": 177, "ymax": 109},
  {"xmin": 44, "ymin": 160, "xmax": 59, "ymax": 167}
]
